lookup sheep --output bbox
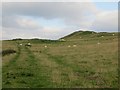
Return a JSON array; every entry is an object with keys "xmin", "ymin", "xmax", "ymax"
[
  {"xmin": 25, "ymin": 43, "xmax": 31, "ymax": 47},
  {"xmin": 28, "ymin": 43, "xmax": 31, "ymax": 45},
  {"xmin": 97, "ymin": 42, "xmax": 100, "ymax": 45},
  {"xmin": 68, "ymin": 45, "xmax": 71, "ymax": 47},
  {"xmin": 19, "ymin": 44, "xmax": 22, "ymax": 46},
  {"xmin": 44, "ymin": 45, "xmax": 47, "ymax": 48},
  {"xmin": 60, "ymin": 39, "xmax": 65, "ymax": 41},
  {"xmin": 73, "ymin": 45, "xmax": 77, "ymax": 47},
  {"xmin": 113, "ymin": 34, "xmax": 115, "ymax": 36},
  {"xmin": 101, "ymin": 36, "xmax": 104, "ymax": 37}
]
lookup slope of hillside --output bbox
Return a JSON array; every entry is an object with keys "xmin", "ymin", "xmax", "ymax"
[{"xmin": 60, "ymin": 30, "xmax": 117, "ymax": 40}]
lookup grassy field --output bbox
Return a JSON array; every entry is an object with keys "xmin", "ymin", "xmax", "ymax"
[{"xmin": 2, "ymin": 31, "xmax": 119, "ymax": 88}]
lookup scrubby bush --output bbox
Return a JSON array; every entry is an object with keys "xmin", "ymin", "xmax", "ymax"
[
  {"xmin": 2, "ymin": 49, "xmax": 16, "ymax": 56},
  {"xmin": 30, "ymin": 39, "xmax": 60, "ymax": 43},
  {"xmin": 12, "ymin": 38, "xmax": 23, "ymax": 41}
]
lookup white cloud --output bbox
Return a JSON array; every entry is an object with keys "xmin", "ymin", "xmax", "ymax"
[
  {"xmin": 16, "ymin": 17, "xmax": 41, "ymax": 29},
  {"xmin": 92, "ymin": 10, "xmax": 118, "ymax": 32},
  {"xmin": 2, "ymin": 2, "xmax": 98, "ymax": 28},
  {"xmin": 2, "ymin": 15, "xmax": 42, "ymax": 30},
  {"xmin": 2, "ymin": 27, "xmax": 39, "ymax": 39},
  {"xmin": 2, "ymin": 27, "xmax": 65, "ymax": 40},
  {"xmin": 2, "ymin": 2, "xmax": 118, "ymax": 40},
  {"xmin": 43, "ymin": 27, "xmax": 61, "ymax": 33}
]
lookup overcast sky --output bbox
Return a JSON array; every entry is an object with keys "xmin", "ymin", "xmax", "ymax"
[{"xmin": 2, "ymin": 2, "xmax": 118, "ymax": 40}]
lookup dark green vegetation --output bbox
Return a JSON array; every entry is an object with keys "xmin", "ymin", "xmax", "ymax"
[
  {"xmin": 1, "ymin": 49, "xmax": 16, "ymax": 56},
  {"xmin": 2, "ymin": 31, "xmax": 119, "ymax": 88}
]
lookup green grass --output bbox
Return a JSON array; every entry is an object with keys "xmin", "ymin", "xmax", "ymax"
[{"xmin": 2, "ymin": 31, "xmax": 119, "ymax": 88}]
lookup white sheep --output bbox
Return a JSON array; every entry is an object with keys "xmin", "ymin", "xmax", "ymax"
[
  {"xmin": 68, "ymin": 45, "xmax": 71, "ymax": 47},
  {"xmin": 97, "ymin": 42, "xmax": 100, "ymax": 45},
  {"xmin": 113, "ymin": 34, "xmax": 115, "ymax": 36},
  {"xmin": 73, "ymin": 45, "xmax": 77, "ymax": 47},
  {"xmin": 44, "ymin": 45, "xmax": 47, "ymax": 48},
  {"xmin": 101, "ymin": 36, "xmax": 104, "ymax": 37},
  {"xmin": 28, "ymin": 43, "xmax": 31, "ymax": 45},
  {"xmin": 25, "ymin": 43, "xmax": 31, "ymax": 47},
  {"xmin": 60, "ymin": 39, "xmax": 65, "ymax": 41},
  {"xmin": 19, "ymin": 44, "xmax": 22, "ymax": 46}
]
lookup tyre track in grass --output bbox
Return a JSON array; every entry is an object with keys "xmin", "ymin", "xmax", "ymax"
[
  {"xmin": 2, "ymin": 44, "xmax": 21, "ymax": 74},
  {"xmin": 32, "ymin": 51, "xmax": 63, "ymax": 87},
  {"xmin": 34, "ymin": 48, "xmax": 81, "ymax": 87},
  {"xmin": 2, "ymin": 45, "xmax": 22, "ymax": 88},
  {"xmin": 3, "ymin": 46, "xmax": 53, "ymax": 88},
  {"xmin": 2, "ymin": 45, "xmax": 30, "ymax": 87},
  {"xmin": 24, "ymin": 47, "xmax": 53, "ymax": 88},
  {"xmin": 27, "ymin": 46, "xmax": 65, "ymax": 87},
  {"xmin": 31, "ymin": 48, "xmax": 80, "ymax": 87},
  {"xmin": 3, "ymin": 45, "xmax": 21, "ymax": 67},
  {"xmin": 24, "ymin": 45, "xmax": 77, "ymax": 87},
  {"xmin": 43, "ymin": 51, "xmax": 79, "ymax": 87}
]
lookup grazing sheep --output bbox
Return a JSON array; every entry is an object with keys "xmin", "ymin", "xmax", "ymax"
[
  {"xmin": 73, "ymin": 45, "xmax": 77, "ymax": 47},
  {"xmin": 44, "ymin": 45, "xmax": 47, "ymax": 48},
  {"xmin": 28, "ymin": 43, "xmax": 31, "ymax": 45},
  {"xmin": 97, "ymin": 42, "xmax": 100, "ymax": 45},
  {"xmin": 60, "ymin": 39, "xmax": 65, "ymax": 41},
  {"xmin": 68, "ymin": 45, "xmax": 71, "ymax": 47},
  {"xmin": 101, "ymin": 36, "xmax": 104, "ymax": 37},
  {"xmin": 113, "ymin": 34, "xmax": 115, "ymax": 36},
  {"xmin": 25, "ymin": 43, "xmax": 31, "ymax": 47},
  {"xmin": 19, "ymin": 44, "xmax": 22, "ymax": 46}
]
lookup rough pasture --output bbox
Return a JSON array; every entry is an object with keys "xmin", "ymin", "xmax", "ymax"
[{"xmin": 2, "ymin": 32, "xmax": 119, "ymax": 88}]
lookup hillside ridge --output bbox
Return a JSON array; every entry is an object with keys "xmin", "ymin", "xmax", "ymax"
[{"xmin": 60, "ymin": 30, "xmax": 117, "ymax": 40}]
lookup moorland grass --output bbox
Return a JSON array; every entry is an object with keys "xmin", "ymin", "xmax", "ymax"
[{"xmin": 2, "ymin": 32, "xmax": 118, "ymax": 88}]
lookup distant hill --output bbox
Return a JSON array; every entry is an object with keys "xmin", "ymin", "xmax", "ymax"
[
  {"xmin": 60, "ymin": 30, "xmax": 117, "ymax": 40},
  {"xmin": 4, "ymin": 30, "xmax": 118, "ymax": 41}
]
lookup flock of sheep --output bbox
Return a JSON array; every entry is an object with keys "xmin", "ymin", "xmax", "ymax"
[
  {"xmin": 19, "ymin": 43, "xmax": 31, "ymax": 47},
  {"xmin": 18, "ymin": 34, "xmax": 115, "ymax": 48},
  {"xmin": 19, "ymin": 43, "xmax": 77, "ymax": 48}
]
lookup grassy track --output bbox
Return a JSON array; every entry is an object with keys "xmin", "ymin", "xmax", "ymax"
[{"xmin": 2, "ymin": 44, "xmax": 53, "ymax": 88}]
